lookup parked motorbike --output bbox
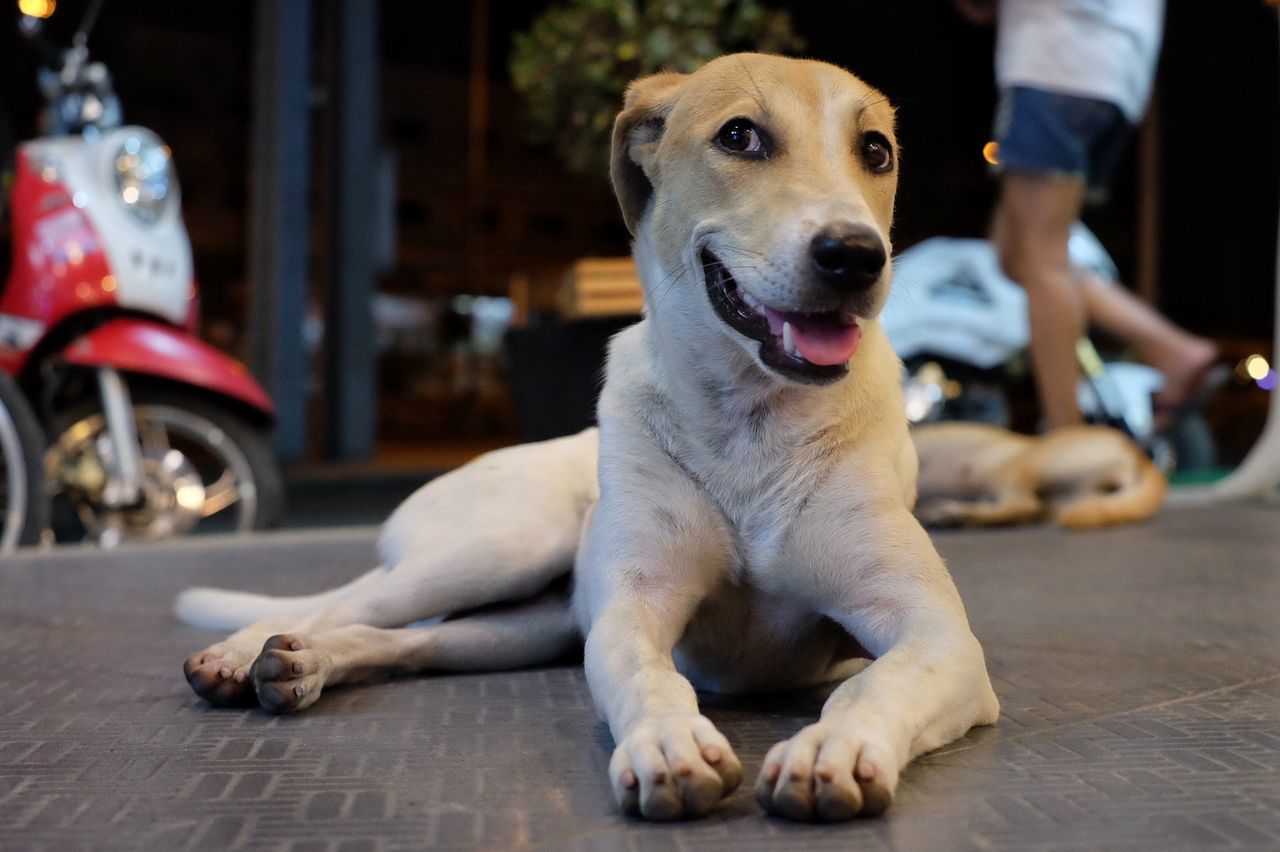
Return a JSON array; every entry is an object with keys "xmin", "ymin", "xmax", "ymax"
[
  {"xmin": 883, "ymin": 223, "xmax": 1215, "ymax": 470},
  {"xmin": 0, "ymin": 1, "xmax": 282, "ymax": 545}
]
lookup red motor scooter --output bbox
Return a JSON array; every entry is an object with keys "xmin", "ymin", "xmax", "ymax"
[{"xmin": 0, "ymin": 1, "xmax": 281, "ymax": 545}]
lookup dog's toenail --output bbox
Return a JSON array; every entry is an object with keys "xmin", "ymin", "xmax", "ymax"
[
  {"xmin": 290, "ymin": 642, "xmax": 301, "ymax": 651},
  {"xmin": 789, "ymin": 768, "xmax": 806, "ymax": 781},
  {"xmin": 652, "ymin": 771, "xmax": 667, "ymax": 785},
  {"xmin": 702, "ymin": 746, "xmax": 721, "ymax": 763},
  {"xmin": 765, "ymin": 763, "xmax": 781, "ymax": 782},
  {"xmin": 676, "ymin": 763, "xmax": 692, "ymax": 777},
  {"xmin": 816, "ymin": 765, "xmax": 834, "ymax": 782},
  {"xmin": 234, "ymin": 671, "xmax": 246, "ymax": 683},
  {"xmin": 293, "ymin": 684, "xmax": 305, "ymax": 698},
  {"xmin": 622, "ymin": 769, "xmax": 638, "ymax": 788},
  {"xmin": 218, "ymin": 667, "xmax": 231, "ymax": 679}
]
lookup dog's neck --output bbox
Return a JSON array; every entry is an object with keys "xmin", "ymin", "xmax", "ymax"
[{"xmin": 645, "ymin": 318, "xmax": 888, "ymax": 451}]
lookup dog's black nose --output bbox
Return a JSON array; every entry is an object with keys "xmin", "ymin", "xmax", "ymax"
[{"xmin": 810, "ymin": 225, "xmax": 886, "ymax": 290}]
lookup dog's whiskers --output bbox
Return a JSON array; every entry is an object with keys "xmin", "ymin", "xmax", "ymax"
[{"xmin": 648, "ymin": 264, "xmax": 690, "ymax": 311}]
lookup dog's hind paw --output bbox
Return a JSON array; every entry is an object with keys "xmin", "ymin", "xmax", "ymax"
[
  {"xmin": 183, "ymin": 644, "xmax": 259, "ymax": 707},
  {"xmin": 609, "ymin": 714, "xmax": 742, "ymax": 820},
  {"xmin": 249, "ymin": 634, "xmax": 330, "ymax": 714},
  {"xmin": 755, "ymin": 722, "xmax": 898, "ymax": 821}
]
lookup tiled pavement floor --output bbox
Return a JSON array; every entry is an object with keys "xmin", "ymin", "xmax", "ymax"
[{"xmin": 1, "ymin": 504, "xmax": 1278, "ymax": 850}]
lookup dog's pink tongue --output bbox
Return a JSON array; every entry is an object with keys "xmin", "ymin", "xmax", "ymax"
[{"xmin": 791, "ymin": 319, "xmax": 862, "ymax": 366}]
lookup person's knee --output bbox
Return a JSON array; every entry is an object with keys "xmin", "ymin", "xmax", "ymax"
[
  {"xmin": 992, "ymin": 176, "xmax": 1080, "ymax": 288},
  {"xmin": 994, "ymin": 228, "xmax": 1042, "ymax": 288},
  {"xmin": 994, "ymin": 224, "xmax": 1072, "ymax": 293}
]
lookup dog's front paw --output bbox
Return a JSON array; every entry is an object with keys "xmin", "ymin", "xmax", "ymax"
[
  {"xmin": 755, "ymin": 721, "xmax": 898, "ymax": 821},
  {"xmin": 609, "ymin": 714, "xmax": 742, "ymax": 820},
  {"xmin": 249, "ymin": 634, "xmax": 331, "ymax": 714}
]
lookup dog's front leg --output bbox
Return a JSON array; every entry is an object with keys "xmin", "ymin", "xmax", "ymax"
[
  {"xmin": 755, "ymin": 506, "xmax": 999, "ymax": 821},
  {"xmin": 577, "ymin": 498, "xmax": 742, "ymax": 820},
  {"xmin": 586, "ymin": 597, "xmax": 744, "ymax": 820}
]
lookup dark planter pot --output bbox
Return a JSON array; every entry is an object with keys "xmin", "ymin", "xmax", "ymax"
[{"xmin": 504, "ymin": 316, "xmax": 638, "ymax": 442}]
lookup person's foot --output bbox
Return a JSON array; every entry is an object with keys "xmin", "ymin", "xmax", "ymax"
[{"xmin": 1152, "ymin": 339, "xmax": 1223, "ymax": 430}]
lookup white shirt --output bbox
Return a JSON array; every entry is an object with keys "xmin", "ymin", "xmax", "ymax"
[{"xmin": 996, "ymin": 0, "xmax": 1166, "ymax": 122}]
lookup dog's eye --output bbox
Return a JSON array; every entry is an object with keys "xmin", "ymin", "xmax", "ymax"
[
  {"xmin": 861, "ymin": 132, "xmax": 894, "ymax": 173},
  {"xmin": 716, "ymin": 119, "xmax": 766, "ymax": 156}
]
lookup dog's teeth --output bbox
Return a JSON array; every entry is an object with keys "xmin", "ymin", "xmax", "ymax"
[
  {"xmin": 741, "ymin": 289, "xmax": 759, "ymax": 309},
  {"xmin": 782, "ymin": 321, "xmax": 796, "ymax": 356}
]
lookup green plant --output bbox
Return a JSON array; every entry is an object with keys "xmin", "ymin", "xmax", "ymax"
[{"xmin": 510, "ymin": 0, "xmax": 803, "ymax": 178}]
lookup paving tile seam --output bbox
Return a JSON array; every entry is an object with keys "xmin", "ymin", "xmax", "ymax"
[{"xmin": 925, "ymin": 670, "xmax": 1280, "ymax": 762}]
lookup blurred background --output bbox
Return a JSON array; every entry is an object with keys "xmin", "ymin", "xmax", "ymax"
[{"xmin": 1, "ymin": 0, "xmax": 1277, "ymax": 537}]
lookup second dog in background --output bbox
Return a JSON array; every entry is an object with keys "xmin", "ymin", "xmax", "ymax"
[{"xmin": 912, "ymin": 422, "xmax": 1166, "ymax": 529}]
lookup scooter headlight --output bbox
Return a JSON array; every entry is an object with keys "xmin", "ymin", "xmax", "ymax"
[{"xmin": 113, "ymin": 133, "xmax": 175, "ymax": 225}]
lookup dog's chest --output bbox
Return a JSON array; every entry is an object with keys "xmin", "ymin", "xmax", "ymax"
[
  {"xmin": 687, "ymin": 488, "xmax": 825, "ymax": 609},
  {"xmin": 673, "ymin": 576, "xmax": 854, "ymax": 694},
  {"xmin": 684, "ymin": 444, "xmax": 833, "ymax": 574}
]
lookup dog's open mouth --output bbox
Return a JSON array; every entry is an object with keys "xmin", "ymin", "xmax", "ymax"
[{"xmin": 702, "ymin": 249, "xmax": 861, "ymax": 383}]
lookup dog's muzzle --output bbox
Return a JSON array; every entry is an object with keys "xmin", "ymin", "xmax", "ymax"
[
  {"xmin": 810, "ymin": 224, "xmax": 887, "ymax": 293},
  {"xmin": 702, "ymin": 249, "xmax": 863, "ymax": 384}
]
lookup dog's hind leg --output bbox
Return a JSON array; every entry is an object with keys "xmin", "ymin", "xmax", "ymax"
[
  {"xmin": 182, "ymin": 568, "xmax": 392, "ymax": 707},
  {"xmin": 182, "ymin": 429, "xmax": 600, "ymax": 708},
  {"xmin": 183, "ymin": 530, "xmax": 586, "ymax": 708},
  {"xmin": 176, "ymin": 567, "xmax": 387, "ymax": 632},
  {"xmin": 184, "ymin": 536, "xmax": 583, "ymax": 708},
  {"xmin": 248, "ymin": 590, "xmax": 579, "ymax": 713}
]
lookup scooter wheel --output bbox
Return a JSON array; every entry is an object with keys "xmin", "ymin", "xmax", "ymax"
[
  {"xmin": 0, "ymin": 373, "xmax": 50, "ymax": 551},
  {"xmin": 46, "ymin": 384, "xmax": 283, "ymax": 544}
]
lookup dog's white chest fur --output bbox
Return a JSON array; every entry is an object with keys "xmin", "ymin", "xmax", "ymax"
[{"xmin": 573, "ymin": 320, "xmax": 905, "ymax": 694}]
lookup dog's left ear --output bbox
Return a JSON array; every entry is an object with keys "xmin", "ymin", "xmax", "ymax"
[{"xmin": 610, "ymin": 71, "xmax": 688, "ymax": 235}]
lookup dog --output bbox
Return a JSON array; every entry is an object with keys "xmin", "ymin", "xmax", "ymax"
[
  {"xmin": 912, "ymin": 421, "xmax": 1167, "ymax": 529},
  {"xmin": 179, "ymin": 53, "xmax": 999, "ymax": 823}
]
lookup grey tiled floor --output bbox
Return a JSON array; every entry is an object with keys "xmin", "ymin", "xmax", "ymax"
[{"xmin": 1, "ymin": 505, "xmax": 1278, "ymax": 850}]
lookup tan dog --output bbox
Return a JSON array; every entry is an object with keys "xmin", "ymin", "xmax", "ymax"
[
  {"xmin": 912, "ymin": 422, "xmax": 1167, "ymax": 529},
  {"xmin": 178, "ymin": 54, "xmax": 999, "ymax": 823}
]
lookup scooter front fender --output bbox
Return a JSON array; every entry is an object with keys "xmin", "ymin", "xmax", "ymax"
[{"xmin": 61, "ymin": 319, "xmax": 275, "ymax": 419}]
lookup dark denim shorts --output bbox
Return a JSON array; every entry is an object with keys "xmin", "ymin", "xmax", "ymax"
[{"xmin": 992, "ymin": 86, "xmax": 1135, "ymax": 201}]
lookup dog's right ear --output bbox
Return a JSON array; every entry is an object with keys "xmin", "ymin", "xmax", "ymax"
[{"xmin": 610, "ymin": 72, "xmax": 688, "ymax": 235}]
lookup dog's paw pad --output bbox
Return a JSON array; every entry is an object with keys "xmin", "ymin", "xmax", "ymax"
[
  {"xmin": 609, "ymin": 714, "xmax": 742, "ymax": 820},
  {"xmin": 250, "ymin": 634, "xmax": 328, "ymax": 714},
  {"xmin": 183, "ymin": 645, "xmax": 258, "ymax": 707},
  {"xmin": 754, "ymin": 723, "xmax": 898, "ymax": 821}
]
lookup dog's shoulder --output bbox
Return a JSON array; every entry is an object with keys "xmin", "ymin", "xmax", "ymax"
[{"xmin": 597, "ymin": 320, "xmax": 671, "ymax": 428}]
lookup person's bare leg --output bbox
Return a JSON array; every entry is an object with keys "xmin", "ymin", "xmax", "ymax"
[
  {"xmin": 992, "ymin": 172, "xmax": 1087, "ymax": 430},
  {"xmin": 1075, "ymin": 269, "xmax": 1219, "ymax": 414}
]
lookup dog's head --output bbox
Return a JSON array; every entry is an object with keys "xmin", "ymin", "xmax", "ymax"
[{"xmin": 611, "ymin": 53, "xmax": 898, "ymax": 386}]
